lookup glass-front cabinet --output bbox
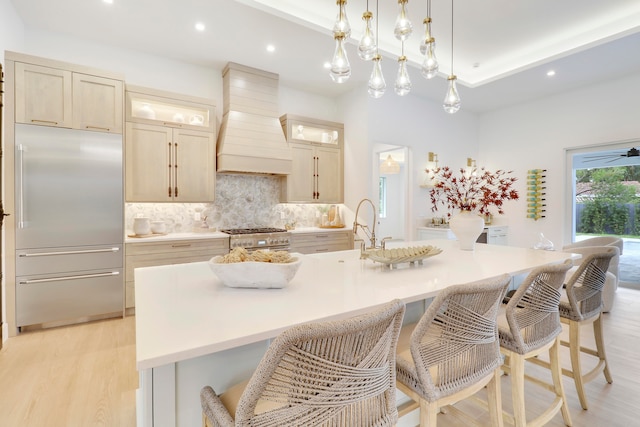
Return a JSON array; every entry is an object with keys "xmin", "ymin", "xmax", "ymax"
[
  {"xmin": 280, "ymin": 114, "xmax": 344, "ymax": 203},
  {"xmin": 126, "ymin": 86, "xmax": 214, "ymax": 132},
  {"xmin": 124, "ymin": 85, "xmax": 216, "ymax": 202}
]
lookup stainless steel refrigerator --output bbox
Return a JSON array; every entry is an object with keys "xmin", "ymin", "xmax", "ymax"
[{"xmin": 15, "ymin": 123, "xmax": 124, "ymax": 328}]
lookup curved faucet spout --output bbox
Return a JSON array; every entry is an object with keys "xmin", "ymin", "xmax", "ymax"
[{"xmin": 353, "ymin": 198, "xmax": 378, "ymax": 250}]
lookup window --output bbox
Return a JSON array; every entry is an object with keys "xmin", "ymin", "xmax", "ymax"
[{"xmin": 379, "ymin": 177, "xmax": 387, "ymax": 218}]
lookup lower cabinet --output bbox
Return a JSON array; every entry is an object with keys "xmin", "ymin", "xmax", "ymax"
[
  {"xmin": 290, "ymin": 230, "xmax": 353, "ymax": 254},
  {"xmin": 125, "ymin": 238, "xmax": 229, "ymax": 309}
]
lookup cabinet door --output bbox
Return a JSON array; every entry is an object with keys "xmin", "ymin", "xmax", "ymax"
[
  {"xmin": 15, "ymin": 63, "xmax": 72, "ymax": 128},
  {"xmin": 284, "ymin": 144, "xmax": 315, "ymax": 202},
  {"xmin": 172, "ymin": 128, "xmax": 215, "ymax": 202},
  {"xmin": 125, "ymin": 122, "xmax": 172, "ymax": 202},
  {"xmin": 316, "ymin": 146, "xmax": 343, "ymax": 203},
  {"xmin": 73, "ymin": 73, "xmax": 123, "ymax": 134}
]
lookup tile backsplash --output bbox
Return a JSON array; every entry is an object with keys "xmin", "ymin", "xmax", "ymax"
[{"xmin": 125, "ymin": 174, "xmax": 340, "ymax": 232}]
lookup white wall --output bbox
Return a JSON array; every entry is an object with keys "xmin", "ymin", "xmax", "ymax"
[
  {"xmin": 368, "ymin": 91, "xmax": 480, "ymax": 240},
  {"xmin": 0, "ymin": 0, "xmax": 24, "ymax": 54},
  {"xmin": 478, "ymin": 72, "xmax": 640, "ymax": 248}
]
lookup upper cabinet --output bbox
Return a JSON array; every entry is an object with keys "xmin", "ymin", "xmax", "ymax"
[
  {"xmin": 124, "ymin": 86, "xmax": 216, "ymax": 203},
  {"xmin": 14, "ymin": 58, "xmax": 123, "ymax": 134},
  {"xmin": 126, "ymin": 86, "xmax": 214, "ymax": 132},
  {"xmin": 72, "ymin": 73, "xmax": 123, "ymax": 133},
  {"xmin": 280, "ymin": 114, "xmax": 344, "ymax": 204}
]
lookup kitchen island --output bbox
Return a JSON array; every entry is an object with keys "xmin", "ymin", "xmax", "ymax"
[{"xmin": 135, "ymin": 239, "xmax": 579, "ymax": 427}]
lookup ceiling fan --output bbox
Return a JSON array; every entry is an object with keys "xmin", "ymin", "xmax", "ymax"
[{"xmin": 583, "ymin": 147, "xmax": 640, "ymax": 163}]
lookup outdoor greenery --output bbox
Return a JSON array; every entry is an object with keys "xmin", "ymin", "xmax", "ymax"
[{"xmin": 576, "ymin": 167, "xmax": 640, "ymax": 236}]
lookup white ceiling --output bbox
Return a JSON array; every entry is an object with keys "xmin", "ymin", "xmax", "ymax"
[{"xmin": 9, "ymin": 0, "xmax": 640, "ymax": 113}]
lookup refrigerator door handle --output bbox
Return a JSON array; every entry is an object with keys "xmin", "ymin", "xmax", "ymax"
[
  {"xmin": 19, "ymin": 271, "xmax": 120, "ymax": 285},
  {"xmin": 17, "ymin": 144, "xmax": 27, "ymax": 228},
  {"xmin": 19, "ymin": 247, "xmax": 121, "ymax": 257}
]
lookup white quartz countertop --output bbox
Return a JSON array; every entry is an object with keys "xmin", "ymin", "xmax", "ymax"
[
  {"xmin": 125, "ymin": 227, "xmax": 349, "ymax": 243},
  {"xmin": 125, "ymin": 231, "xmax": 229, "ymax": 243},
  {"xmin": 135, "ymin": 239, "xmax": 579, "ymax": 370}
]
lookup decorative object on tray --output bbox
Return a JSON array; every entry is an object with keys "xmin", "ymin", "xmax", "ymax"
[
  {"xmin": 425, "ymin": 165, "xmax": 519, "ymax": 251},
  {"xmin": 209, "ymin": 248, "xmax": 302, "ymax": 289},
  {"xmin": 363, "ymin": 245, "xmax": 442, "ymax": 268}
]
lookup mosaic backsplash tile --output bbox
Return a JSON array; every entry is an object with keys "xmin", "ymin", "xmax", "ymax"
[{"xmin": 125, "ymin": 174, "xmax": 341, "ymax": 232}]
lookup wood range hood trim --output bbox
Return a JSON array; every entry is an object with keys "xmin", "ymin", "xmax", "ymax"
[{"xmin": 216, "ymin": 62, "xmax": 292, "ymax": 175}]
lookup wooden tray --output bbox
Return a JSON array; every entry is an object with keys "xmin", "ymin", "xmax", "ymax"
[
  {"xmin": 127, "ymin": 233, "xmax": 168, "ymax": 238},
  {"xmin": 319, "ymin": 224, "xmax": 346, "ymax": 229}
]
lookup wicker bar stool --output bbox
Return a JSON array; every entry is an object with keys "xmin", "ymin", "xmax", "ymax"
[
  {"xmin": 395, "ymin": 275, "xmax": 511, "ymax": 427},
  {"xmin": 200, "ymin": 299, "xmax": 405, "ymax": 427},
  {"xmin": 530, "ymin": 248, "xmax": 616, "ymax": 411},
  {"xmin": 498, "ymin": 260, "xmax": 573, "ymax": 427}
]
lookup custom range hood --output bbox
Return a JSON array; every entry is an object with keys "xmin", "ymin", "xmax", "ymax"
[{"xmin": 217, "ymin": 62, "xmax": 292, "ymax": 175}]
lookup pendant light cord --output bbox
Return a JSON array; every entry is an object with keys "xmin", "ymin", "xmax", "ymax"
[
  {"xmin": 450, "ymin": 0, "xmax": 454, "ymax": 74},
  {"xmin": 375, "ymin": 0, "xmax": 379, "ymax": 54}
]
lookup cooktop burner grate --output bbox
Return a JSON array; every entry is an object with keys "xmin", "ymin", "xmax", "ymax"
[{"xmin": 220, "ymin": 228, "xmax": 288, "ymax": 235}]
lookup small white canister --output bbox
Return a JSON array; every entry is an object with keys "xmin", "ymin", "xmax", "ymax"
[
  {"xmin": 151, "ymin": 221, "xmax": 167, "ymax": 234},
  {"xmin": 133, "ymin": 217, "xmax": 151, "ymax": 235}
]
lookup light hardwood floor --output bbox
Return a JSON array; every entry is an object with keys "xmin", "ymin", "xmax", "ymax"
[{"xmin": 0, "ymin": 288, "xmax": 638, "ymax": 427}]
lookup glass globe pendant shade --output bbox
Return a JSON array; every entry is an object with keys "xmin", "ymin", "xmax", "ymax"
[
  {"xmin": 419, "ymin": 18, "xmax": 433, "ymax": 55},
  {"xmin": 394, "ymin": 56, "xmax": 411, "ymax": 96},
  {"xmin": 329, "ymin": 33, "xmax": 351, "ymax": 84},
  {"xmin": 443, "ymin": 75, "xmax": 461, "ymax": 114},
  {"xmin": 358, "ymin": 11, "xmax": 377, "ymax": 60},
  {"xmin": 333, "ymin": 0, "xmax": 351, "ymax": 37},
  {"xmin": 394, "ymin": 0, "xmax": 413, "ymax": 41},
  {"xmin": 368, "ymin": 55, "xmax": 386, "ymax": 98},
  {"xmin": 420, "ymin": 39, "xmax": 439, "ymax": 79}
]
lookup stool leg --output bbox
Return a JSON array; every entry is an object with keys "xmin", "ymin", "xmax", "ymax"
[
  {"xmin": 569, "ymin": 320, "xmax": 589, "ymax": 410},
  {"xmin": 550, "ymin": 337, "xmax": 572, "ymax": 426},
  {"xmin": 593, "ymin": 314, "xmax": 613, "ymax": 384},
  {"xmin": 510, "ymin": 353, "xmax": 527, "ymax": 427},
  {"xmin": 486, "ymin": 368, "xmax": 504, "ymax": 427},
  {"xmin": 420, "ymin": 399, "xmax": 439, "ymax": 427}
]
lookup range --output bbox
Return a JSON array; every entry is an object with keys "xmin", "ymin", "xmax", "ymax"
[{"xmin": 220, "ymin": 228, "xmax": 291, "ymax": 252}]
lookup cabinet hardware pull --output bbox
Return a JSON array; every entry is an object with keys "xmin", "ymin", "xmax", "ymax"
[
  {"xmin": 168, "ymin": 142, "xmax": 173, "ymax": 197},
  {"xmin": 171, "ymin": 243, "xmax": 192, "ymax": 248},
  {"xmin": 316, "ymin": 235, "xmax": 329, "ymax": 238},
  {"xmin": 174, "ymin": 143, "xmax": 178, "ymax": 197},
  {"xmin": 31, "ymin": 119, "xmax": 58, "ymax": 125},
  {"xmin": 85, "ymin": 125, "xmax": 110, "ymax": 131},
  {"xmin": 19, "ymin": 271, "xmax": 119, "ymax": 284},
  {"xmin": 163, "ymin": 122, "xmax": 182, "ymax": 127},
  {"xmin": 315, "ymin": 248, "xmax": 329, "ymax": 252},
  {"xmin": 19, "ymin": 247, "xmax": 120, "ymax": 257}
]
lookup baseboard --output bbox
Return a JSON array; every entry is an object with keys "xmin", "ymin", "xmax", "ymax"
[{"xmin": 619, "ymin": 281, "xmax": 640, "ymax": 290}]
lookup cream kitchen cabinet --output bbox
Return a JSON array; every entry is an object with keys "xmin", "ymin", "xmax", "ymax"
[
  {"xmin": 125, "ymin": 122, "xmax": 215, "ymax": 202},
  {"xmin": 290, "ymin": 230, "xmax": 353, "ymax": 254},
  {"xmin": 14, "ymin": 60, "xmax": 123, "ymax": 133},
  {"xmin": 125, "ymin": 238, "xmax": 229, "ymax": 309},
  {"xmin": 125, "ymin": 86, "xmax": 216, "ymax": 203},
  {"xmin": 280, "ymin": 114, "xmax": 344, "ymax": 203}
]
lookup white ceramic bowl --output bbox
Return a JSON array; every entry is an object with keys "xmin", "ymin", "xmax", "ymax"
[
  {"xmin": 150, "ymin": 221, "xmax": 166, "ymax": 234},
  {"xmin": 208, "ymin": 254, "xmax": 302, "ymax": 289}
]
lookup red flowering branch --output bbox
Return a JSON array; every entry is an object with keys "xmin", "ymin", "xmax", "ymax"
[{"xmin": 425, "ymin": 166, "xmax": 519, "ymax": 217}]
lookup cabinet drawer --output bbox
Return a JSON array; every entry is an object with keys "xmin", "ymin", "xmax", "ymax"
[
  {"xmin": 290, "ymin": 231, "xmax": 352, "ymax": 246},
  {"xmin": 125, "ymin": 238, "xmax": 228, "ymax": 256}
]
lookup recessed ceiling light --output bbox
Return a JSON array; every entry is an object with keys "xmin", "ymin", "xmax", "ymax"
[
  {"xmin": 102, "ymin": 0, "xmax": 113, "ymax": 4},
  {"xmin": 323, "ymin": 61, "xmax": 331, "ymax": 69},
  {"xmin": 195, "ymin": 22, "xmax": 206, "ymax": 32},
  {"xmin": 546, "ymin": 70, "xmax": 556, "ymax": 77},
  {"xmin": 266, "ymin": 44, "xmax": 276, "ymax": 53}
]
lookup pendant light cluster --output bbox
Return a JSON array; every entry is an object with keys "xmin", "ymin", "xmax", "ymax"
[{"xmin": 329, "ymin": 0, "xmax": 460, "ymax": 113}]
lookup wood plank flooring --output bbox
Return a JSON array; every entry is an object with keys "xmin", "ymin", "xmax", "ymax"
[
  {"xmin": 0, "ymin": 288, "xmax": 638, "ymax": 427},
  {"xmin": 0, "ymin": 316, "xmax": 137, "ymax": 426}
]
